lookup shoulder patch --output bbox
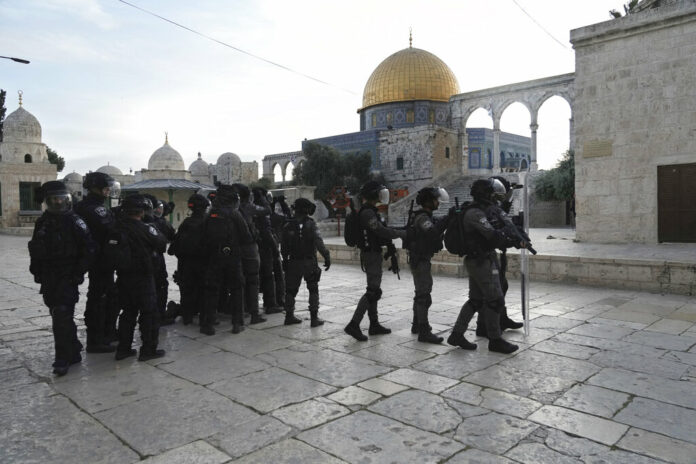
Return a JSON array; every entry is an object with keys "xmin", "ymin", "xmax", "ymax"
[
  {"xmin": 148, "ymin": 225, "xmax": 158, "ymax": 236},
  {"xmin": 95, "ymin": 206, "xmax": 107, "ymax": 217},
  {"xmin": 75, "ymin": 218, "xmax": 88, "ymax": 231}
]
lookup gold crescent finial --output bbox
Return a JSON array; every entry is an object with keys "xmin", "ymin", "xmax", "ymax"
[
  {"xmin": 409, "ymin": 28, "xmax": 412, "ymax": 48},
  {"xmin": 165, "ymin": 131, "xmax": 169, "ymax": 144},
  {"xmin": 18, "ymin": 90, "xmax": 23, "ymax": 106}
]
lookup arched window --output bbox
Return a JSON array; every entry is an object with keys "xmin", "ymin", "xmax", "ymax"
[{"xmin": 24, "ymin": 154, "xmax": 32, "ymax": 163}]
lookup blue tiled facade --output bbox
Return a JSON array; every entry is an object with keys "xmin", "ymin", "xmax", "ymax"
[
  {"xmin": 304, "ymin": 130, "xmax": 382, "ymax": 169},
  {"xmin": 359, "ymin": 101, "xmax": 450, "ymax": 131},
  {"xmin": 466, "ymin": 128, "xmax": 531, "ymax": 170}
]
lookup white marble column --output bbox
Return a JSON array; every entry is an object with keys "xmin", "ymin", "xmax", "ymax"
[
  {"xmin": 492, "ymin": 123, "xmax": 501, "ymax": 172},
  {"xmin": 529, "ymin": 122, "xmax": 539, "ymax": 171}
]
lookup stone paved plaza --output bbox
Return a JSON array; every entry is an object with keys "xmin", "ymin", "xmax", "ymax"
[{"xmin": 2, "ymin": 233, "xmax": 696, "ymax": 463}]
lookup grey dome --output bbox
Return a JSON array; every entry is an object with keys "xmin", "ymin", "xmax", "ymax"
[
  {"xmin": 189, "ymin": 152, "xmax": 209, "ymax": 176},
  {"xmin": 3, "ymin": 106, "xmax": 41, "ymax": 143},
  {"xmin": 148, "ymin": 137, "xmax": 185, "ymax": 171},
  {"xmin": 96, "ymin": 164, "xmax": 123, "ymax": 176},
  {"xmin": 216, "ymin": 152, "xmax": 242, "ymax": 167},
  {"xmin": 63, "ymin": 172, "xmax": 83, "ymax": 182}
]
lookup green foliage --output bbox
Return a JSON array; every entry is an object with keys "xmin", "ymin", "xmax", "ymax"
[
  {"xmin": 46, "ymin": 146, "xmax": 65, "ymax": 172},
  {"xmin": 0, "ymin": 89, "xmax": 6, "ymax": 142},
  {"xmin": 294, "ymin": 142, "xmax": 373, "ymax": 199},
  {"xmin": 533, "ymin": 150, "xmax": 574, "ymax": 202},
  {"xmin": 250, "ymin": 176, "xmax": 273, "ymax": 190}
]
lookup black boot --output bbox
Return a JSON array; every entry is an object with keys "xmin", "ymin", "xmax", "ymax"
[
  {"xmin": 86, "ymin": 343, "xmax": 116, "ymax": 353},
  {"xmin": 501, "ymin": 317, "xmax": 524, "ymax": 330},
  {"xmin": 199, "ymin": 325, "xmax": 215, "ymax": 336},
  {"xmin": 114, "ymin": 348, "xmax": 137, "ymax": 361},
  {"xmin": 368, "ymin": 322, "xmax": 391, "ymax": 335},
  {"xmin": 52, "ymin": 360, "xmax": 70, "ymax": 377},
  {"xmin": 284, "ymin": 313, "xmax": 302, "ymax": 325},
  {"xmin": 447, "ymin": 332, "xmax": 477, "ymax": 350},
  {"xmin": 310, "ymin": 311, "xmax": 324, "ymax": 327},
  {"xmin": 250, "ymin": 313, "xmax": 267, "ymax": 324},
  {"xmin": 344, "ymin": 321, "xmax": 367, "ymax": 341},
  {"xmin": 488, "ymin": 338, "xmax": 519, "ymax": 354},
  {"xmin": 138, "ymin": 348, "xmax": 166, "ymax": 362},
  {"xmin": 418, "ymin": 325, "xmax": 443, "ymax": 344}
]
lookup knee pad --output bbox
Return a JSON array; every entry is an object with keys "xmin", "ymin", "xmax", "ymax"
[
  {"xmin": 366, "ymin": 287, "xmax": 382, "ymax": 303},
  {"xmin": 414, "ymin": 293, "xmax": 432, "ymax": 308}
]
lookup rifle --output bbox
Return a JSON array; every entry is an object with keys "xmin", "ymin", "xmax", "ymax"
[
  {"xmin": 405, "ymin": 199, "xmax": 415, "ymax": 228},
  {"xmin": 488, "ymin": 207, "xmax": 537, "ymax": 255},
  {"xmin": 384, "ymin": 242, "xmax": 400, "ymax": 280}
]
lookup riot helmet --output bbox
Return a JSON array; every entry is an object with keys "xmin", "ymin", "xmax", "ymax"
[
  {"xmin": 40, "ymin": 181, "xmax": 72, "ymax": 214},
  {"xmin": 216, "ymin": 184, "xmax": 240, "ymax": 209},
  {"xmin": 293, "ymin": 197, "xmax": 316, "ymax": 216},
  {"xmin": 83, "ymin": 172, "xmax": 120, "ymax": 199},
  {"xmin": 121, "ymin": 194, "xmax": 149, "ymax": 216},
  {"xmin": 187, "ymin": 193, "xmax": 210, "ymax": 213},
  {"xmin": 489, "ymin": 178, "xmax": 507, "ymax": 203},
  {"xmin": 142, "ymin": 194, "xmax": 157, "ymax": 217},
  {"xmin": 360, "ymin": 180, "xmax": 390, "ymax": 205},
  {"xmin": 470, "ymin": 179, "xmax": 495, "ymax": 203},
  {"xmin": 416, "ymin": 187, "xmax": 449, "ymax": 210},
  {"xmin": 232, "ymin": 183, "xmax": 250, "ymax": 202},
  {"xmin": 153, "ymin": 200, "xmax": 164, "ymax": 218}
]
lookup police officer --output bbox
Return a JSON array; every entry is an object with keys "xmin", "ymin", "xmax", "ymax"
[
  {"xmin": 448, "ymin": 179, "xmax": 523, "ymax": 354},
  {"xmin": 344, "ymin": 181, "xmax": 406, "ymax": 341},
  {"xmin": 474, "ymin": 177, "xmax": 524, "ymax": 336},
  {"xmin": 233, "ymin": 183, "xmax": 267, "ymax": 324},
  {"xmin": 271, "ymin": 194, "xmax": 292, "ymax": 308},
  {"xmin": 405, "ymin": 187, "xmax": 452, "ymax": 344},
  {"xmin": 281, "ymin": 198, "xmax": 331, "ymax": 327},
  {"xmin": 74, "ymin": 172, "xmax": 120, "ymax": 352},
  {"xmin": 200, "ymin": 185, "xmax": 250, "ymax": 335},
  {"xmin": 29, "ymin": 181, "xmax": 96, "ymax": 375},
  {"xmin": 253, "ymin": 187, "xmax": 283, "ymax": 313},
  {"xmin": 168, "ymin": 193, "xmax": 210, "ymax": 325},
  {"xmin": 110, "ymin": 194, "xmax": 168, "ymax": 361},
  {"xmin": 143, "ymin": 194, "xmax": 175, "ymax": 325}
]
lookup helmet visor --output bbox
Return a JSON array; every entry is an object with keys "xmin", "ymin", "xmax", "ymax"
[
  {"xmin": 491, "ymin": 179, "xmax": 507, "ymax": 202},
  {"xmin": 378, "ymin": 188, "xmax": 390, "ymax": 205},
  {"xmin": 107, "ymin": 180, "xmax": 121, "ymax": 199},
  {"xmin": 45, "ymin": 193, "xmax": 72, "ymax": 213},
  {"xmin": 154, "ymin": 201, "xmax": 164, "ymax": 218},
  {"xmin": 437, "ymin": 187, "xmax": 450, "ymax": 203}
]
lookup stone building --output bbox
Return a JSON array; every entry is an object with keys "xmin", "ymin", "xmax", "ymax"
[
  {"xmin": 571, "ymin": 0, "xmax": 696, "ymax": 242},
  {"xmin": 0, "ymin": 93, "xmax": 57, "ymax": 229}
]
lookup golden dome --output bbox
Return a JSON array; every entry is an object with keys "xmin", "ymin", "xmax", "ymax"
[{"xmin": 361, "ymin": 47, "xmax": 460, "ymax": 110}]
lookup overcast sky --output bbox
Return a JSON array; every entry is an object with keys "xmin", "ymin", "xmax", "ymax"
[{"xmin": 1, "ymin": 0, "xmax": 628, "ymax": 176}]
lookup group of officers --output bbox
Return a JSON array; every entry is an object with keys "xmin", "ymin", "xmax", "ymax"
[{"xmin": 28, "ymin": 171, "xmax": 531, "ymax": 377}]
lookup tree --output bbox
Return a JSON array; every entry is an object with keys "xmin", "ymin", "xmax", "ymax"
[
  {"xmin": 46, "ymin": 146, "xmax": 65, "ymax": 172},
  {"xmin": 0, "ymin": 89, "xmax": 6, "ymax": 142},
  {"xmin": 533, "ymin": 150, "xmax": 574, "ymax": 202},
  {"xmin": 294, "ymin": 142, "xmax": 373, "ymax": 199},
  {"xmin": 250, "ymin": 176, "xmax": 273, "ymax": 190}
]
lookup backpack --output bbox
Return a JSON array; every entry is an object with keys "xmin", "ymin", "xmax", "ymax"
[
  {"xmin": 343, "ymin": 208, "xmax": 364, "ymax": 248},
  {"xmin": 444, "ymin": 201, "xmax": 478, "ymax": 257},
  {"xmin": 102, "ymin": 227, "xmax": 133, "ymax": 272},
  {"xmin": 171, "ymin": 217, "xmax": 205, "ymax": 259}
]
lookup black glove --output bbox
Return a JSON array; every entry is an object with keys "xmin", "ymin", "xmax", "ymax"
[{"xmin": 324, "ymin": 257, "xmax": 331, "ymax": 271}]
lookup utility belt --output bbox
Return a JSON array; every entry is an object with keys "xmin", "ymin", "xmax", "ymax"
[
  {"xmin": 217, "ymin": 244, "xmax": 241, "ymax": 256},
  {"xmin": 288, "ymin": 253, "xmax": 316, "ymax": 261}
]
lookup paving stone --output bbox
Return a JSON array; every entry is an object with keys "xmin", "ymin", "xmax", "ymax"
[
  {"xmin": 380, "ymin": 367, "xmax": 459, "ymax": 393},
  {"xmin": 140, "ymin": 440, "xmax": 231, "ymax": 464},
  {"xmin": 271, "ymin": 397, "xmax": 350, "ymax": 430},
  {"xmin": 465, "ymin": 364, "xmax": 576, "ymax": 403},
  {"xmin": 399, "ymin": 338, "xmax": 459, "ymax": 354},
  {"xmin": 581, "ymin": 449, "xmax": 666, "ymax": 464},
  {"xmin": 567, "ymin": 323, "xmax": 635, "ymax": 340},
  {"xmin": 357, "ymin": 377, "xmax": 409, "ymax": 396},
  {"xmin": 94, "ymin": 384, "xmax": 259, "ymax": 455},
  {"xmin": 328, "ymin": 385, "xmax": 382, "ymax": 406},
  {"xmin": 257, "ymin": 346, "xmax": 391, "ymax": 387},
  {"xmin": 266, "ymin": 321, "xmax": 345, "ymax": 343},
  {"xmin": 614, "ymin": 396, "xmax": 696, "ymax": 444},
  {"xmin": 617, "ymin": 427, "xmax": 696, "ymax": 464},
  {"xmin": 505, "ymin": 442, "xmax": 583, "ymax": 464},
  {"xmin": 145, "ymin": 333, "xmax": 221, "ymax": 366},
  {"xmin": 589, "ymin": 350, "xmax": 688, "ymax": 379},
  {"xmin": 447, "ymin": 448, "xmax": 517, "ymax": 463},
  {"xmin": 442, "ymin": 381, "xmax": 483, "ymax": 404},
  {"xmin": 298, "ymin": 410, "xmax": 464, "ymax": 463},
  {"xmin": 553, "ymin": 384, "xmax": 630, "ymax": 418},
  {"xmin": 453, "ymin": 411, "xmax": 538, "ymax": 454},
  {"xmin": 444, "ymin": 398, "xmax": 490, "ymax": 418},
  {"xmin": 621, "ymin": 330, "xmax": 696, "ymax": 351},
  {"xmin": 501, "ymin": 349, "xmax": 600, "ymax": 382},
  {"xmin": 478, "ymin": 388, "xmax": 543, "ymax": 419},
  {"xmin": 412, "ymin": 347, "xmax": 506, "ymax": 379},
  {"xmin": 157, "ymin": 350, "xmax": 268, "ymax": 385},
  {"xmin": 526, "ymin": 315, "xmax": 583, "ymax": 331},
  {"xmin": 503, "ymin": 327, "xmax": 557, "ymax": 344},
  {"xmin": 351, "ymin": 342, "xmax": 435, "ymax": 367},
  {"xmin": 532, "ymin": 339, "xmax": 600, "ymax": 360},
  {"xmin": 554, "ymin": 332, "xmax": 667, "ymax": 358},
  {"xmin": 202, "ymin": 329, "xmax": 299, "ymax": 356},
  {"xmin": 233, "ymin": 439, "xmax": 346, "ymax": 464},
  {"xmin": 528, "ymin": 405, "xmax": 628, "ymax": 446},
  {"xmin": 368, "ymin": 389, "xmax": 463, "ymax": 433},
  {"xmin": 662, "ymin": 349, "xmax": 696, "ymax": 365},
  {"xmin": 543, "ymin": 428, "xmax": 609, "ymax": 458},
  {"xmin": 616, "ymin": 301, "xmax": 679, "ymax": 316},
  {"xmin": 209, "ymin": 415, "xmax": 294, "ymax": 459},
  {"xmin": 209, "ymin": 367, "xmax": 335, "ymax": 413},
  {"xmin": 0, "ymin": 366, "xmax": 38, "ymax": 389},
  {"xmin": 597, "ymin": 309, "xmax": 661, "ymax": 325},
  {"xmin": 588, "ymin": 367, "xmax": 696, "ymax": 409},
  {"xmin": 645, "ymin": 318, "xmax": 693, "ymax": 335},
  {"xmin": 0, "ymin": 382, "xmax": 139, "ymax": 464}
]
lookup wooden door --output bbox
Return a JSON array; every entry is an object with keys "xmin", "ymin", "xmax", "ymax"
[{"xmin": 658, "ymin": 163, "xmax": 696, "ymax": 242}]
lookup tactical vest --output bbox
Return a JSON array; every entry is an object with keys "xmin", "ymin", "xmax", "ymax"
[{"xmin": 283, "ymin": 217, "xmax": 315, "ymax": 259}]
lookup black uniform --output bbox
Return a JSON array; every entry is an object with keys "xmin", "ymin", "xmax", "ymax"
[
  {"xmin": 346, "ymin": 204, "xmax": 406, "ymax": 338},
  {"xmin": 254, "ymin": 196, "xmax": 281, "ymax": 311},
  {"xmin": 29, "ymin": 210, "xmax": 96, "ymax": 370},
  {"xmin": 113, "ymin": 217, "xmax": 168, "ymax": 357},
  {"xmin": 74, "ymin": 193, "xmax": 117, "ymax": 348},
  {"xmin": 201, "ymin": 204, "xmax": 251, "ymax": 334},
  {"xmin": 281, "ymin": 213, "xmax": 330, "ymax": 325},
  {"xmin": 238, "ymin": 199, "xmax": 269, "ymax": 322},
  {"xmin": 144, "ymin": 213, "xmax": 174, "ymax": 323},
  {"xmin": 270, "ymin": 198, "xmax": 292, "ymax": 307},
  {"xmin": 407, "ymin": 210, "xmax": 449, "ymax": 339}
]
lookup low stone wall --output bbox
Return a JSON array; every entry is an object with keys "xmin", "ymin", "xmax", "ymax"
[{"xmin": 323, "ymin": 243, "xmax": 696, "ymax": 296}]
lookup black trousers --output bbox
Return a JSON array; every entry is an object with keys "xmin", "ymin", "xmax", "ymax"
[
  {"xmin": 284, "ymin": 258, "xmax": 321, "ymax": 315},
  {"xmin": 85, "ymin": 268, "xmax": 114, "ymax": 345},
  {"xmin": 203, "ymin": 255, "xmax": 244, "ymax": 326},
  {"xmin": 259, "ymin": 241, "xmax": 279, "ymax": 308},
  {"xmin": 453, "ymin": 253, "xmax": 503, "ymax": 339},
  {"xmin": 178, "ymin": 258, "xmax": 206, "ymax": 320},
  {"xmin": 117, "ymin": 275, "xmax": 159, "ymax": 353},
  {"xmin": 351, "ymin": 250, "xmax": 383, "ymax": 325},
  {"xmin": 409, "ymin": 258, "xmax": 433, "ymax": 328},
  {"xmin": 42, "ymin": 276, "xmax": 81, "ymax": 364},
  {"xmin": 241, "ymin": 244, "xmax": 261, "ymax": 316}
]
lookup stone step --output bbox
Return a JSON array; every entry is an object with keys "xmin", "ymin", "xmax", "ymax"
[{"xmin": 0, "ymin": 227, "xmax": 34, "ymax": 236}]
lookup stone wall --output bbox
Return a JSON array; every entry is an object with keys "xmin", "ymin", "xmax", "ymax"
[
  {"xmin": 0, "ymin": 162, "xmax": 57, "ymax": 228},
  {"xmin": 241, "ymin": 161, "xmax": 259, "ymax": 184},
  {"xmin": 571, "ymin": 1, "xmax": 696, "ymax": 242}
]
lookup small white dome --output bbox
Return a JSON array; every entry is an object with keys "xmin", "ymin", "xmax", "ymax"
[
  {"xmin": 3, "ymin": 106, "xmax": 42, "ymax": 143},
  {"xmin": 97, "ymin": 164, "xmax": 123, "ymax": 176},
  {"xmin": 64, "ymin": 172, "xmax": 83, "ymax": 182},
  {"xmin": 148, "ymin": 137, "xmax": 185, "ymax": 171},
  {"xmin": 189, "ymin": 152, "xmax": 209, "ymax": 176},
  {"xmin": 216, "ymin": 152, "xmax": 242, "ymax": 167}
]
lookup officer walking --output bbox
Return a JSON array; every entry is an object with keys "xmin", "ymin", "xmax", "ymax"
[
  {"xmin": 29, "ymin": 181, "xmax": 96, "ymax": 376},
  {"xmin": 404, "ymin": 187, "xmax": 452, "ymax": 344},
  {"xmin": 344, "ymin": 181, "xmax": 406, "ymax": 341},
  {"xmin": 108, "ymin": 195, "xmax": 168, "ymax": 361},
  {"xmin": 168, "ymin": 193, "xmax": 210, "ymax": 325},
  {"xmin": 200, "ymin": 185, "xmax": 250, "ymax": 335},
  {"xmin": 281, "ymin": 198, "xmax": 331, "ymax": 327},
  {"xmin": 74, "ymin": 172, "xmax": 120, "ymax": 353},
  {"xmin": 448, "ymin": 179, "xmax": 524, "ymax": 354}
]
